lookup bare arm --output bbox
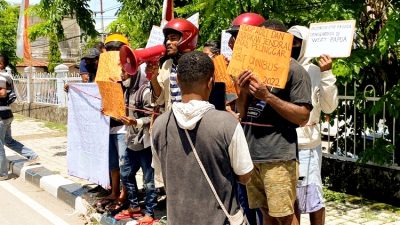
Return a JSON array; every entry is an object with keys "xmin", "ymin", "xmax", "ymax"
[
  {"xmin": 237, "ymin": 172, "xmax": 252, "ymax": 185},
  {"xmin": 248, "ymin": 75, "xmax": 311, "ymax": 126},
  {"xmin": 150, "ymin": 73, "xmax": 162, "ymax": 98}
]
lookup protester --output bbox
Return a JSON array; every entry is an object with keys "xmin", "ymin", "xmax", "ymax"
[
  {"xmin": 288, "ymin": 25, "xmax": 339, "ymax": 225},
  {"xmin": 152, "ymin": 51, "xmax": 254, "ymax": 224},
  {"xmin": 0, "ymin": 75, "xmax": 13, "ymax": 180},
  {"xmin": 79, "ymin": 42, "xmax": 105, "ymax": 81},
  {"xmin": 80, "ymin": 48, "xmax": 101, "ymax": 83},
  {"xmin": 116, "ymin": 67, "xmax": 157, "ymax": 223},
  {"xmin": 95, "ymin": 33, "xmax": 131, "ymax": 213},
  {"xmin": 236, "ymin": 20, "xmax": 312, "ymax": 225},
  {"xmin": 150, "ymin": 18, "xmax": 198, "ymax": 111},
  {"xmin": 0, "ymin": 55, "xmax": 39, "ymax": 164},
  {"xmin": 202, "ymin": 40, "xmax": 220, "ymax": 59},
  {"xmin": 226, "ymin": 12, "xmax": 266, "ymax": 225}
]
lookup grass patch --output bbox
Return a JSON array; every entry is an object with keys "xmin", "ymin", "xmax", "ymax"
[
  {"xmin": 43, "ymin": 121, "xmax": 67, "ymax": 133},
  {"xmin": 13, "ymin": 113, "xmax": 67, "ymax": 133},
  {"xmin": 13, "ymin": 113, "xmax": 25, "ymax": 121}
]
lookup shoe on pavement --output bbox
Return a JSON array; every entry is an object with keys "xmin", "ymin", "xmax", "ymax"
[
  {"xmin": 0, "ymin": 175, "xmax": 8, "ymax": 181},
  {"xmin": 24, "ymin": 156, "xmax": 40, "ymax": 166}
]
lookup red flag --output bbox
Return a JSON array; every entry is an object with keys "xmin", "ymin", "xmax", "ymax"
[
  {"xmin": 16, "ymin": 0, "xmax": 31, "ymax": 62},
  {"xmin": 161, "ymin": 0, "xmax": 174, "ymax": 26}
]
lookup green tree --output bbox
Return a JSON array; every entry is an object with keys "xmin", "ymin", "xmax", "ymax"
[
  {"xmin": 28, "ymin": 0, "xmax": 97, "ymax": 71},
  {"xmin": 0, "ymin": 0, "xmax": 19, "ymax": 70}
]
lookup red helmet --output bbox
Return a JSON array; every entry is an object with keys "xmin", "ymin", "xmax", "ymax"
[
  {"xmin": 226, "ymin": 13, "xmax": 266, "ymax": 35},
  {"xmin": 163, "ymin": 18, "xmax": 199, "ymax": 52}
]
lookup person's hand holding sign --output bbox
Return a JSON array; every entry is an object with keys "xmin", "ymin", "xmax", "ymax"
[
  {"xmin": 318, "ymin": 54, "xmax": 332, "ymax": 72},
  {"xmin": 120, "ymin": 115, "xmax": 137, "ymax": 126},
  {"xmin": 237, "ymin": 70, "xmax": 253, "ymax": 94},
  {"xmin": 249, "ymin": 75, "xmax": 271, "ymax": 101}
]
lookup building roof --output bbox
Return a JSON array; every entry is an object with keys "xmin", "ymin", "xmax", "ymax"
[{"xmin": 17, "ymin": 58, "xmax": 48, "ymax": 67}]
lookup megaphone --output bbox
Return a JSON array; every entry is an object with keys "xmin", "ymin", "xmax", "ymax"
[{"xmin": 120, "ymin": 45, "xmax": 166, "ymax": 75}]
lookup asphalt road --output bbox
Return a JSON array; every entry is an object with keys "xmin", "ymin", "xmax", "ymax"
[{"xmin": 0, "ymin": 175, "xmax": 85, "ymax": 225}]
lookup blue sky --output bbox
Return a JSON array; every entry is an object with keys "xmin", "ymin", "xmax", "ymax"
[{"xmin": 6, "ymin": 0, "xmax": 120, "ymax": 31}]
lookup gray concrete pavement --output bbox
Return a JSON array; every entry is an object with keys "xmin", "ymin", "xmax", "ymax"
[
  {"xmin": 5, "ymin": 114, "xmax": 400, "ymax": 225},
  {"xmin": 0, "ymin": 176, "xmax": 84, "ymax": 225}
]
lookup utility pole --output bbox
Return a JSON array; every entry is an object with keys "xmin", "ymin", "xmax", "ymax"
[{"xmin": 100, "ymin": 0, "xmax": 105, "ymax": 42}]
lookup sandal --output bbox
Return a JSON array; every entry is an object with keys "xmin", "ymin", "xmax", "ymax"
[
  {"xmin": 105, "ymin": 200, "xmax": 127, "ymax": 214},
  {"xmin": 114, "ymin": 208, "xmax": 142, "ymax": 220},
  {"xmin": 94, "ymin": 197, "xmax": 114, "ymax": 208},
  {"xmin": 137, "ymin": 215, "xmax": 154, "ymax": 225}
]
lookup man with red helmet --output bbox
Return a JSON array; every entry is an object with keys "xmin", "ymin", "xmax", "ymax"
[
  {"xmin": 150, "ymin": 18, "xmax": 198, "ymax": 111},
  {"xmin": 226, "ymin": 12, "xmax": 266, "ymax": 50},
  {"xmin": 236, "ymin": 19, "xmax": 312, "ymax": 225},
  {"xmin": 226, "ymin": 12, "xmax": 266, "ymax": 225}
]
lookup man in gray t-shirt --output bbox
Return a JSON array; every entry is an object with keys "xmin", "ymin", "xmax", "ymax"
[
  {"xmin": 152, "ymin": 51, "xmax": 254, "ymax": 224},
  {"xmin": 236, "ymin": 20, "xmax": 312, "ymax": 225}
]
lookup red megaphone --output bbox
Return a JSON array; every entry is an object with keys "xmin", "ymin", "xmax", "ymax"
[{"xmin": 120, "ymin": 45, "xmax": 166, "ymax": 75}]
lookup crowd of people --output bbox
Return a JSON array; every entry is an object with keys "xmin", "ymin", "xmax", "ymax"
[{"xmin": 0, "ymin": 11, "xmax": 339, "ymax": 225}]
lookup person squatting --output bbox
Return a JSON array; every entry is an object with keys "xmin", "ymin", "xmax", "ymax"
[{"xmin": 72, "ymin": 12, "xmax": 338, "ymax": 225}]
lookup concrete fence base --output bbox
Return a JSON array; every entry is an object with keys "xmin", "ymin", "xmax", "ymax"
[
  {"xmin": 322, "ymin": 153, "xmax": 400, "ymax": 206},
  {"xmin": 11, "ymin": 102, "xmax": 67, "ymax": 124}
]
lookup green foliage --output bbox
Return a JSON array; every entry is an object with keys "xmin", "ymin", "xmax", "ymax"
[
  {"xmin": 0, "ymin": 2, "xmax": 19, "ymax": 70},
  {"xmin": 29, "ymin": 0, "xmax": 97, "ymax": 70},
  {"xmin": 107, "ymin": 0, "xmax": 164, "ymax": 48},
  {"xmin": 47, "ymin": 36, "xmax": 62, "ymax": 72},
  {"xmin": 357, "ymin": 138, "xmax": 395, "ymax": 166}
]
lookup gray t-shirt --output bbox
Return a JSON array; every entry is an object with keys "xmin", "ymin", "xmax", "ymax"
[
  {"xmin": 152, "ymin": 110, "xmax": 241, "ymax": 225},
  {"xmin": 243, "ymin": 59, "xmax": 312, "ymax": 162}
]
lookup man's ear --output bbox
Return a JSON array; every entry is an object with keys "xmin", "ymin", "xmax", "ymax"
[{"xmin": 207, "ymin": 76, "xmax": 214, "ymax": 90}]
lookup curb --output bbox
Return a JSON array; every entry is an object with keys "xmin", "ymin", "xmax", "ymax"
[
  {"xmin": 6, "ymin": 151, "xmax": 166, "ymax": 225},
  {"xmin": 6, "ymin": 151, "xmax": 91, "ymax": 217}
]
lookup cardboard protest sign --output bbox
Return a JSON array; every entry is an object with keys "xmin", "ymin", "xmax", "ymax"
[
  {"xmin": 67, "ymin": 83, "xmax": 110, "ymax": 188},
  {"xmin": 95, "ymin": 51, "xmax": 121, "ymax": 82},
  {"xmin": 146, "ymin": 25, "xmax": 164, "ymax": 48},
  {"xmin": 227, "ymin": 24, "xmax": 293, "ymax": 89},
  {"xmin": 304, "ymin": 20, "xmax": 356, "ymax": 58},
  {"xmin": 221, "ymin": 30, "xmax": 233, "ymax": 60},
  {"xmin": 213, "ymin": 55, "xmax": 237, "ymax": 95},
  {"xmin": 96, "ymin": 81, "xmax": 125, "ymax": 119}
]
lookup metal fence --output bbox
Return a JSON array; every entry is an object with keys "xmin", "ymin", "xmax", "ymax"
[
  {"xmin": 11, "ymin": 71, "xmax": 398, "ymax": 166},
  {"xmin": 11, "ymin": 71, "xmax": 82, "ymax": 107},
  {"xmin": 323, "ymin": 81, "xmax": 398, "ymax": 167}
]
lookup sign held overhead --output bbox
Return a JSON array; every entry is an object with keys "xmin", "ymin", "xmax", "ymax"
[{"xmin": 304, "ymin": 20, "xmax": 356, "ymax": 58}]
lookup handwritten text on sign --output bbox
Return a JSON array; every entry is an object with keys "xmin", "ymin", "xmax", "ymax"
[
  {"xmin": 304, "ymin": 20, "xmax": 356, "ymax": 58},
  {"xmin": 95, "ymin": 51, "xmax": 121, "ymax": 82},
  {"xmin": 227, "ymin": 25, "xmax": 293, "ymax": 89},
  {"xmin": 97, "ymin": 81, "xmax": 125, "ymax": 119}
]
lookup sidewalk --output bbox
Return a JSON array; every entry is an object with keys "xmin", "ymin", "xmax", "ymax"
[{"xmin": 5, "ymin": 114, "xmax": 400, "ymax": 225}]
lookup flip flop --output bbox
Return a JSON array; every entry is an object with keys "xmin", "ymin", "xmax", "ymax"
[
  {"xmin": 136, "ymin": 216, "xmax": 154, "ymax": 225},
  {"xmin": 94, "ymin": 198, "xmax": 114, "ymax": 208},
  {"xmin": 105, "ymin": 200, "xmax": 128, "ymax": 215},
  {"xmin": 114, "ymin": 209, "xmax": 143, "ymax": 220}
]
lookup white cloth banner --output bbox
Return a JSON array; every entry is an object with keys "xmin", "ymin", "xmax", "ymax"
[{"xmin": 67, "ymin": 83, "xmax": 110, "ymax": 188}]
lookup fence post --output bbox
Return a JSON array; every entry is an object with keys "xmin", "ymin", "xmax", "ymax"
[
  {"xmin": 24, "ymin": 66, "xmax": 36, "ymax": 103},
  {"xmin": 55, "ymin": 64, "xmax": 69, "ymax": 107}
]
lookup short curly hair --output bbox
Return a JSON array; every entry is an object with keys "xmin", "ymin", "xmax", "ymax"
[
  {"xmin": 177, "ymin": 51, "xmax": 214, "ymax": 89},
  {"xmin": 260, "ymin": 19, "xmax": 287, "ymax": 32}
]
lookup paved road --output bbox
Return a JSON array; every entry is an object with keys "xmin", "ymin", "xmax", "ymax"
[{"xmin": 0, "ymin": 176, "xmax": 84, "ymax": 225}]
